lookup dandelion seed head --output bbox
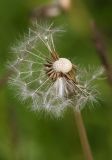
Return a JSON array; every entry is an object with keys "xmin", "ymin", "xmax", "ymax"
[{"xmin": 8, "ymin": 23, "xmax": 104, "ymax": 117}]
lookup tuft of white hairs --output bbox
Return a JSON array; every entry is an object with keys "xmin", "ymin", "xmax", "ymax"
[{"xmin": 8, "ymin": 23, "xmax": 105, "ymax": 117}]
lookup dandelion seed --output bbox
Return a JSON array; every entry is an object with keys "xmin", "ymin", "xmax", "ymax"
[{"xmin": 8, "ymin": 23, "xmax": 104, "ymax": 117}]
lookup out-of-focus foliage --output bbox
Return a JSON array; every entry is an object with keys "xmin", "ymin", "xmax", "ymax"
[{"xmin": 0, "ymin": 0, "xmax": 112, "ymax": 160}]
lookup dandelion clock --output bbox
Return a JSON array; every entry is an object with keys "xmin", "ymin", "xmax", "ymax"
[{"xmin": 8, "ymin": 23, "xmax": 104, "ymax": 117}]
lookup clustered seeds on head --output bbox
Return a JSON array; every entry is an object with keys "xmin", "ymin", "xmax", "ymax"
[{"xmin": 8, "ymin": 23, "xmax": 104, "ymax": 117}]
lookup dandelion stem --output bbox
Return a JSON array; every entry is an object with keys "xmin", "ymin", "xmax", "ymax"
[{"xmin": 74, "ymin": 111, "xmax": 93, "ymax": 160}]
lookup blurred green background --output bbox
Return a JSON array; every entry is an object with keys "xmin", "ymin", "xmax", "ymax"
[{"xmin": 0, "ymin": 0, "xmax": 112, "ymax": 160}]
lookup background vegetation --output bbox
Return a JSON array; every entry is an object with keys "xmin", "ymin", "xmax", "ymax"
[{"xmin": 0, "ymin": 0, "xmax": 112, "ymax": 159}]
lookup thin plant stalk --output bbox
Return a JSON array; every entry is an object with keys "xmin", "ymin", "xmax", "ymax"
[
  {"xmin": 91, "ymin": 21, "xmax": 112, "ymax": 86},
  {"xmin": 74, "ymin": 111, "xmax": 93, "ymax": 160}
]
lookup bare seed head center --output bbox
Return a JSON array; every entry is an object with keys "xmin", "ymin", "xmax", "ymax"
[{"xmin": 53, "ymin": 58, "xmax": 72, "ymax": 73}]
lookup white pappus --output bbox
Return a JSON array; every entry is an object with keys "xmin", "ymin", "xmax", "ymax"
[{"xmin": 8, "ymin": 23, "xmax": 104, "ymax": 117}]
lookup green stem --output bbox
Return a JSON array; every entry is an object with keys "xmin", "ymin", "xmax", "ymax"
[{"xmin": 74, "ymin": 111, "xmax": 93, "ymax": 160}]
